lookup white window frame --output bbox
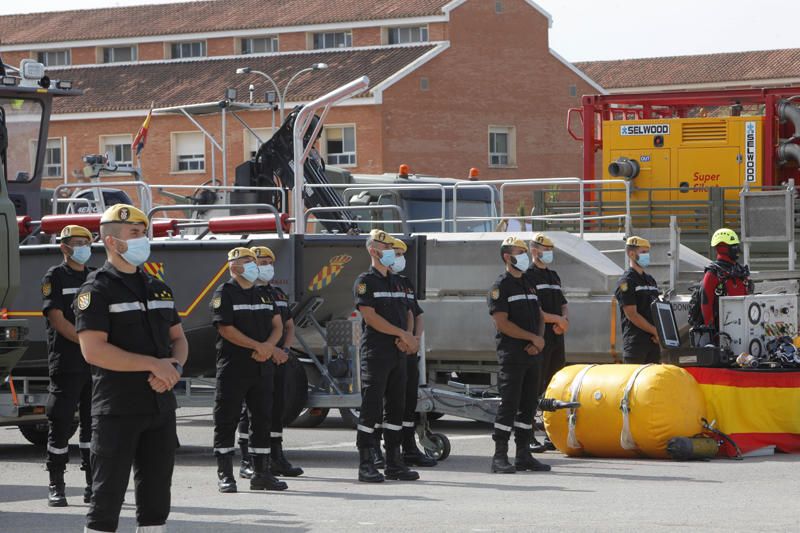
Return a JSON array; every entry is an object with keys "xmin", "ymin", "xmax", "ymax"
[
  {"xmin": 243, "ymin": 127, "xmax": 275, "ymax": 160},
  {"xmin": 488, "ymin": 125, "xmax": 517, "ymax": 168},
  {"xmin": 321, "ymin": 124, "xmax": 357, "ymax": 167},
  {"xmin": 99, "ymin": 134, "xmax": 134, "ymax": 167},
  {"xmin": 37, "ymin": 49, "xmax": 71, "ymax": 67},
  {"xmin": 170, "ymin": 41, "xmax": 207, "ymax": 59},
  {"xmin": 240, "ymin": 36, "xmax": 279, "ymax": 54},
  {"xmin": 101, "ymin": 45, "xmax": 137, "ymax": 63},
  {"xmin": 387, "ymin": 25, "xmax": 429, "ymax": 45},
  {"xmin": 38, "ymin": 137, "xmax": 64, "ymax": 180},
  {"xmin": 170, "ymin": 131, "xmax": 206, "ymax": 173},
  {"xmin": 312, "ymin": 31, "xmax": 352, "ymax": 50}
]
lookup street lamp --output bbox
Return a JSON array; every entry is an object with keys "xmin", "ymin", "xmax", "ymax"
[{"xmin": 236, "ymin": 63, "xmax": 328, "ymax": 123}]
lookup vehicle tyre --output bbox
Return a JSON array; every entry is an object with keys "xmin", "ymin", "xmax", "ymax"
[
  {"xmin": 290, "ymin": 408, "xmax": 330, "ymax": 428},
  {"xmin": 19, "ymin": 420, "xmax": 77, "ymax": 447},
  {"xmin": 423, "ymin": 433, "xmax": 451, "ymax": 461},
  {"xmin": 339, "ymin": 408, "xmax": 360, "ymax": 429}
]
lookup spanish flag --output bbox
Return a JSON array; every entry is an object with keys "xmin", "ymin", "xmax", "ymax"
[
  {"xmin": 132, "ymin": 108, "xmax": 153, "ymax": 156},
  {"xmin": 687, "ymin": 367, "xmax": 800, "ymax": 456}
]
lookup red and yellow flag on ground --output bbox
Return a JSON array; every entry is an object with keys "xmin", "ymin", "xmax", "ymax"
[{"xmin": 687, "ymin": 367, "xmax": 800, "ymax": 456}]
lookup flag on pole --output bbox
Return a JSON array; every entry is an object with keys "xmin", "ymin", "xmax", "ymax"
[{"xmin": 132, "ymin": 108, "xmax": 153, "ymax": 156}]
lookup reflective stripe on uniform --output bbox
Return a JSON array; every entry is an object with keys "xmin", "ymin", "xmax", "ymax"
[
  {"xmin": 383, "ymin": 423, "xmax": 403, "ymax": 432},
  {"xmin": 62, "ymin": 287, "xmax": 80, "ymax": 295},
  {"xmin": 237, "ymin": 433, "xmax": 249, "ymax": 441},
  {"xmin": 535, "ymin": 284, "xmax": 561, "ymax": 291},
  {"xmin": 213, "ymin": 447, "xmax": 236, "ymax": 455},
  {"xmin": 48, "ymin": 444, "xmax": 69, "ymax": 455},
  {"xmin": 494, "ymin": 422, "xmax": 512, "ymax": 433},
  {"xmin": 248, "ymin": 447, "xmax": 270, "ymax": 454},
  {"xmin": 357, "ymin": 424, "xmax": 375, "ymax": 433},
  {"xmin": 274, "ymin": 301, "xmax": 289, "ymax": 307},
  {"xmin": 392, "ymin": 292, "xmax": 407, "ymax": 298},
  {"xmin": 635, "ymin": 286, "xmax": 659, "ymax": 292},
  {"xmin": 373, "ymin": 292, "xmax": 393, "ymax": 298},
  {"xmin": 374, "ymin": 423, "xmax": 383, "ymax": 429},
  {"xmin": 108, "ymin": 301, "xmax": 145, "ymax": 313},
  {"xmin": 79, "ymin": 441, "xmax": 91, "ymax": 449},
  {"xmin": 508, "ymin": 294, "xmax": 538, "ymax": 303},
  {"xmin": 147, "ymin": 300, "xmax": 174, "ymax": 310},
  {"xmin": 514, "ymin": 421, "xmax": 533, "ymax": 430},
  {"xmin": 270, "ymin": 432, "xmax": 282, "ymax": 438},
  {"xmin": 232, "ymin": 303, "xmax": 274, "ymax": 311},
  {"xmin": 402, "ymin": 421, "xmax": 415, "ymax": 428}
]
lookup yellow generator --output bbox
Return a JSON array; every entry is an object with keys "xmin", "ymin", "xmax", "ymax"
[{"xmin": 601, "ymin": 116, "xmax": 764, "ymax": 203}]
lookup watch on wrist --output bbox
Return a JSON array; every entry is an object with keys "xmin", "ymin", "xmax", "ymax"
[{"xmin": 172, "ymin": 362, "xmax": 184, "ymax": 375}]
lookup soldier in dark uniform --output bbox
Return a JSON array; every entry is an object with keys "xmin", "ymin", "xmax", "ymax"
[
  {"xmin": 42, "ymin": 225, "xmax": 95, "ymax": 507},
  {"xmin": 615, "ymin": 236, "xmax": 661, "ymax": 364},
  {"xmin": 353, "ymin": 229, "xmax": 419, "ymax": 483},
  {"xmin": 236, "ymin": 246, "xmax": 303, "ymax": 480},
  {"xmin": 75, "ymin": 204, "xmax": 187, "ymax": 533},
  {"xmin": 525, "ymin": 233, "xmax": 568, "ymax": 453},
  {"xmin": 389, "ymin": 237, "xmax": 436, "ymax": 467},
  {"xmin": 210, "ymin": 247, "xmax": 287, "ymax": 494},
  {"xmin": 487, "ymin": 236, "xmax": 551, "ymax": 474}
]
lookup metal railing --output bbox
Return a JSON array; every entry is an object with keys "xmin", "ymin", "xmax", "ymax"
[
  {"xmin": 51, "ymin": 181, "xmax": 154, "ymax": 215},
  {"xmin": 147, "ymin": 203, "xmax": 285, "ymax": 239},
  {"xmin": 305, "ymin": 205, "xmax": 409, "ymax": 236},
  {"xmin": 152, "ymin": 184, "xmax": 288, "ymax": 214}
]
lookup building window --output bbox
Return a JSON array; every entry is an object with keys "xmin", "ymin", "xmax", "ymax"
[
  {"xmin": 313, "ymin": 31, "xmax": 352, "ymax": 49},
  {"xmin": 488, "ymin": 126, "xmax": 516, "ymax": 167},
  {"xmin": 496, "ymin": 1, "xmax": 504, "ymax": 14},
  {"xmin": 100, "ymin": 135, "xmax": 133, "ymax": 166},
  {"xmin": 323, "ymin": 125, "xmax": 356, "ymax": 166},
  {"xmin": 172, "ymin": 132, "xmax": 205, "ymax": 172},
  {"xmin": 241, "ymin": 37, "xmax": 278, "ymax": 54},
  {"xmin": 170, "ymin": 41, "xmax": 206, "ymax": 59},
  {"xmin": 388, "ymin": 26, "xmax": 429, "ymax": 45},
  {"xmin": 244, "ymin": 128, "xmax": 274, "ymax": 159},
  {"xmin": 43, "ymin": 138, "xmax": 63, "ymax": 178},
  {"xmin": 37, "ymin": 50, "xmax": 71, "ymax": 67},
  {"xmin": 420, "ymin": 77, "xmax": 429, "ymax": 91},
  {"xmin": 102, "ymin": 46, "xmax": 137, "ymax": 63}
]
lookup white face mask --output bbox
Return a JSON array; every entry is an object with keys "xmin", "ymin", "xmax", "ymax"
[
  {"xmin": 390, "ymin": 255, "xmax": 406, "ymax": 274},
  {"xmin": 258, "ymin": 264, "xmax": 275, "ymax": 282},
  {"xmin": 511, "ymin": 252, "xmax": 530, "ymax": 272}
]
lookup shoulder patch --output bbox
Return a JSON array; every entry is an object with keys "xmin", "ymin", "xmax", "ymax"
[
  {"xmin": 212, "ymin": 295, "xmax": 222, "ymax": 309},
  {"xmin": 77, "ymin": 292, "xmax": 91, "ymax": 311},
  {"xmin": 357, "ymin": 283, "xmax": 367, "ymax": 295},
  {"xmin": 620, "ymin": 282, "xmax": 628, "ymax": 292},
  {"xmin": 42, "ymin": 282, "xmax": 52, "ymax": 297},
  {"xmin": 491, "ymin": 288, "xmax": 500, "ymax": 300}
]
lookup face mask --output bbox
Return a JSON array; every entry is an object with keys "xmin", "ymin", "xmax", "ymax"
[
  {"xmin": 511, "ymin": 252, "xmax": 530, "ymax": 272},
  {"xmin": 70, "ymin": 245, "xmax": 91, "ymax": 265},
  {"xmin": 258, "ymin": 264, "xmax": 275, "ymax": 282},
  {"xmin": 637, "ymin": 252, "xmax": 651, "ymax": 269},
  {"xmin": 241, "ymin": 262, "xmax": 259, "ymax": 283},
  {"xmin": 390, "ymin": 255, "xmax": 406, "ymax": 274},
  {"xmin": 116, "ymin": 236, "xmax": 150, "ymax": 267},
  {"xmin": 379, "ymin": 248, "xmax": 396, "ymax": 268},
  {"xmin": 728, "ymin": 245, "xmax": 740, "ymax": 262},
  {"xmin": 540, "ymin": 251, "xmax": 554, "ymax": 264}
]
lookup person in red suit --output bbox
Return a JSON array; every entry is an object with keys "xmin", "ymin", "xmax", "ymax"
[{"xmin": 700, "ymin": 228, "xmax": 753, "ymax": 332}]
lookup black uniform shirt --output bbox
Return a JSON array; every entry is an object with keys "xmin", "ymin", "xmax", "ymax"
[
  {"xmin": 41, "ymin": 262, "xmax": 93, "ymax": 375},
  {"xmin": 264, "ymin": 284, "xmax": 292, "ymax": 348},
  {"xmin": 397, "ymin": 275, "xmax": 423, "ymax": 318},
  {"xmin": 488, "ymin": 271, "xmax": 541, "ymax": 354},
  {"xmin": 615, "ymin": 268, "xmax": 659, "ymax": 346},
  {"xmin": 354, "ymin": 267, "xmax": 409, "ymax": 352},
  {"xmin": 211, "ymin": 278, "xmax": 276, "ymax": 375},
  {"xmin": 525, "ymin": 265, "xmax": 567, "ymax": 334},
  {"xmin": 74, "ymin": 262, "xmax": 180, "ymax": 416}
]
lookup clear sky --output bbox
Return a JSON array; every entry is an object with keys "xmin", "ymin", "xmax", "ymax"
[{"xmin": 1, "ymin": 0, "xmax": 798, "ymax": 62}]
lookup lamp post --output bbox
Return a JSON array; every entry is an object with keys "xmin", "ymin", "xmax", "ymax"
[{"xmin": 235, "ymin": 63, "xmax": 328, "ymax": 123}]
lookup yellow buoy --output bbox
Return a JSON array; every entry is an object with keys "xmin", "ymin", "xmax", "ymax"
[{"xmin": 543, "ymin": 364, "xmax": 706, "ymax": 458}]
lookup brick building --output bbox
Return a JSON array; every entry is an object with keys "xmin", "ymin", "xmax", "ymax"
[{"xmin": 0, "ymin": 0, "xmax": 602, "ymax": 207}]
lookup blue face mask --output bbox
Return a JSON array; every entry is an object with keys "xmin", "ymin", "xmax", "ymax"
[
  {"xmin": 390, "ymin": 254, "xmax": 406, "ymax": 274},
  {"xmin": 511, "ymin": 252, "xmax": 530, "ymax": 272},
  {"xmin": 637, "ymin": 252, "xmax": 651, "ymax": 268},
  {"xmin": 241, "ymin": 262, "xmax": 259, "ymax": 283},
  {"xmin": 258, "ymin": 264, "xmax": 275, "ymax": 283},
  {"xmin": 540, "ymin": 250, "xmax": 554, "ymax": 264},
  {"xmin": 70, "ymin": 245, "xmax": 91, "ymax": 265},
  {"xmin": 117, "ymin": 236, "xmax": 150, "ymax": 267},
  {"xmin": 379, "ymin": 248, "xmax": 396, "ymax": 268}
]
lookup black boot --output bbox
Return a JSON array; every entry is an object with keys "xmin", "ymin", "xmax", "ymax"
[
  {"xmin": 47, "ymin": 465, "xmax": 68, "ymax": 507},
  {"xmin": 358, "ymin": 448, "xmax": 384, "ymax": 483},
  {"xmin": 80, "ymin": 448, "xmax": 92, "ymax": 504},
  {"xmin": 491, "ymin": 439, "xmax": 516, "ymax": 474},
  {"xmin": 238, "ymin": 440, "xmax": 253, "ymax": 479},
  {"xmin": 402, "ymin": 428, "xmax": 437, "ymax": 467},
  {"xmin": 216, "ymin": 454, "xmax": 237, "ymax": 493},
  {"xmin": 250, "ymin": 455, "xmax": 288, "ymax": 491},
  {"xmin": 515, "ymin": 432, "xmax": 552, "ymax": 472},
  {"xmin": 270, "ymin": 439, "xmax": 303, "ymax": 477},
  {"xmin": 384, "ymin": 446, "xmax": 420, "ymax": 481},
  {"xmin": 372, "ymin": 428, "xmax": 385, "ymax": 468},
  {"xmin": 530, "ymin": 435, "xmax": 555, "ymax": 453}
]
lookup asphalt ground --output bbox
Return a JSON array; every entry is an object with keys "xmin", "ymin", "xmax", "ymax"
[{"xmin": 1, "ymin": 408, "xmax": 798, "ymax": 532}]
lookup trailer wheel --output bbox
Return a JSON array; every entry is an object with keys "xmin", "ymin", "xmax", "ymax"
[
  {"xmin": 19, "ymin": 420, "xmax": 78, "ymax": 447},
  {"xmin": 423, "ymin": 433, "xmax": 451, "ymax": 461},
  {"xmin": 281, "ymin": 354, "xmax": 309, "ymax": 426},
  {"xmin": 291, "ymin": 408, "xmax": 330, "ymax": 428}
]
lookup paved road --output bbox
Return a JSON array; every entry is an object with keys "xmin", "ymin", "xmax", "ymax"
[{"xmin": 1, "ymin": 409, "xmax": 798, "ymax": 532}]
